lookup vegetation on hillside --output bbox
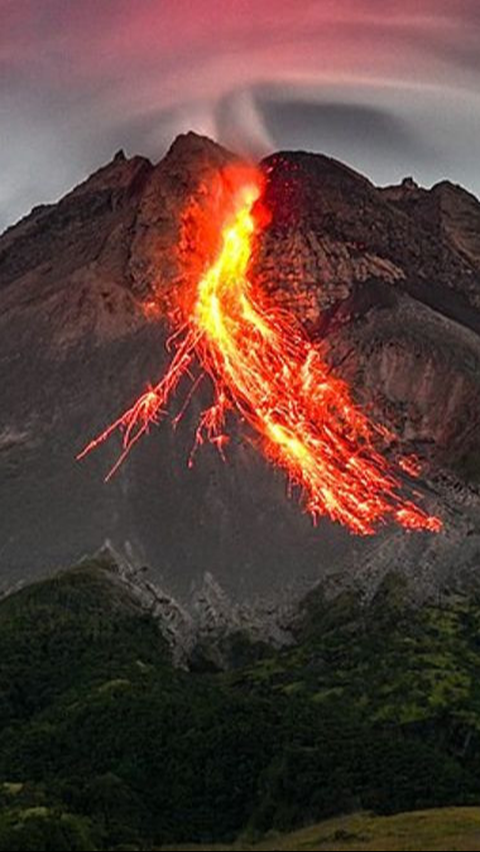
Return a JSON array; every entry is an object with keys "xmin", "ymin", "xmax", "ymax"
[
  {"xmin": 0, "ymin": 561, "xmax": 479, "ymax": 850},
  {"xmin": 161, "ymin": 807, "xmax": 480, "ymax": 850}
]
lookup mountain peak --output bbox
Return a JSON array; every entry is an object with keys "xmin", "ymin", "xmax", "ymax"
[
  {"xmin": 165, "ymin": 130, "xmax": 233, "ymax": 165},
  {"xmin": 68, "ymin": 150, "xmax": 152, "ymax": 198}
]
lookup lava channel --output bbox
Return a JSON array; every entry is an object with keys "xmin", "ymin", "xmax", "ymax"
[{"xmin": 78, "ymin": 164, "xmax": 442, "ymax": 536}]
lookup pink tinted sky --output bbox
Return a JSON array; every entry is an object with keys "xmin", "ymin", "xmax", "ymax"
[{"xmin": 0, "ymin": 0, "xmax": 479, "ymax": 230}]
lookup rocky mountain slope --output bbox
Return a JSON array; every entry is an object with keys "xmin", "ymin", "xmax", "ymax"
[{"xmin": 1, "ymin": 132, "xmax": 480, "ymax": 605}]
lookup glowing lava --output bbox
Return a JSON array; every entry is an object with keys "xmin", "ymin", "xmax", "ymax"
[{"xmin": 79, "ymin": 166, "xmax": 442, "ymax": 536}]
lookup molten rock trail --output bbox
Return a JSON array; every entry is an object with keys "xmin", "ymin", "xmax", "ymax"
[{"xmin": 79, "ymin": 165, "xmax": 441, "ymax": 536}]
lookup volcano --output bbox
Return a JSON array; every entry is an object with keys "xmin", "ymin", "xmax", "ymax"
[{"xmin": 1, "ymin": 133, "xmax": 480, "ymax": 605}]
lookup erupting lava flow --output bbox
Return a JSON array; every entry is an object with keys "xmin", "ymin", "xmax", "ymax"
[{"xmin": 78, "ymin": 165, "xmax": 442, "ymax": 536}]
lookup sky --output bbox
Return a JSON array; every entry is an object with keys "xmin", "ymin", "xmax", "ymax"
[{"xmin": 1, "ymin": 0, "xmax": 479, "ymax": 233}]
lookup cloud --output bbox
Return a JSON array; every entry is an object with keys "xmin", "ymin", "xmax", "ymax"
[
  {"xmin": 258, "ymin": 97, "xmax": 428, "ymax": 156},
  {"xmin": 0, "ymin": 0, "xmax": 479, "ymax": 232}
]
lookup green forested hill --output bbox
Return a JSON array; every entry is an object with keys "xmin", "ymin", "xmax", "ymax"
[{"xmin": 0, "ymin": 560, "xmax": 479, "ymax": 850}]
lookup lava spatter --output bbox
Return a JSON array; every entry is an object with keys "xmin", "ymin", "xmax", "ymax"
[{"xmin": 78, "ymin": 165, "xmax": 442, "ymax": 536}]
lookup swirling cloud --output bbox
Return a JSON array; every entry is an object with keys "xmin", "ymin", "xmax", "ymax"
[{"xmin": 1, "ymin": 0, "xmax": 479, "ymax": 231}]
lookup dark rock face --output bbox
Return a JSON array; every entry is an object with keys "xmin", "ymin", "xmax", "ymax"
[
  {"xmin": 1, "ymin": 132, "xmax": 480, "ymax": 605},
  {"xmin": 255, "ymin": 152, "xmax": 480, "ymax": 464}
]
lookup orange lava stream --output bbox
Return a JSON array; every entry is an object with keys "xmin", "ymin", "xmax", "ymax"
[{"xmin": 78, "ymin": 168, "xmax": 442, "ymax": 536}]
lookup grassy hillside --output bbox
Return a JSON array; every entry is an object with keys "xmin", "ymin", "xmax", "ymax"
[
  {"xmin": 162, "ymin": 807, "xmax": 480, "ymax": 850},
  {"xmin": 0, "ymin": 560, "xmax": 479, "ymax": 850}
]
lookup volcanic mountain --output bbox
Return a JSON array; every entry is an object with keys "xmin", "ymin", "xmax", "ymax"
[{"xmin": 1, "ymin": 132, "xmax": 480, "ymax": 606}]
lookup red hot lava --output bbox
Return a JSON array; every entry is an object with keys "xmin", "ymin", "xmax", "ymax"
[{"xmin": 78, "ymin": 164, "xmax": 442, "ymax": 536}]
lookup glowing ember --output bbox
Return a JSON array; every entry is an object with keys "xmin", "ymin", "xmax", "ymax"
[{"xmin": 78, "ymin": 166, "xmax": 442, "ymax": 536}]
